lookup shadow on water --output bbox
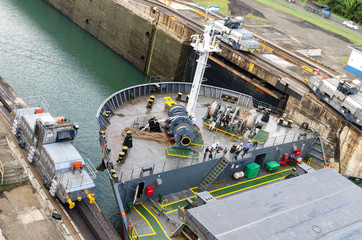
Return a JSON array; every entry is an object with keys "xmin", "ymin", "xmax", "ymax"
[{"xmin": 0, "ymin": 0, "xmax": 148, "ymax": 233}]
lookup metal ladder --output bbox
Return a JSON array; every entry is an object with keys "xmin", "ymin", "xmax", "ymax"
[
  {"xmin": 308, "ymin": 137, "xmax": 326, "ymax": 166},
  {"xmin": 199, "ymin": 158, "xmax": 229, "ymax": 191}
]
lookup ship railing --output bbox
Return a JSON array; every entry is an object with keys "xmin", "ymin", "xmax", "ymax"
[
  {"xmin": 118, "ymin": 132, "xmax": 312, "ymax": 182},
  {"xmin": 252, "ymin": 98, "xmax": 284, "ymax": 116},
  {"xmin": 83, "ymin": 158, "xmax": 97, "ymax": 180},
  {"xmin": 96, "ymin": 82, "xmax": 254, "ymax": 129},
  {"xmin": 11, "ymin": 96, "xmax": 50, "ymax": 123}
]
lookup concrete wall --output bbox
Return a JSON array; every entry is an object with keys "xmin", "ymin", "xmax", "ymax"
[
  {"xmin": 44, "ymin": 0, "xmax": 361, "ymax": 178},
  {"xmin": 286, "ymin": 93, "xmax": 362, "ymax": 178},
  {"xmin": 44, "ymin": 0, "xmax": 195, "ymax": 81}
]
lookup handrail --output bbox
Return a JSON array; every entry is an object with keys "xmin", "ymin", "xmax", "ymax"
[
  {"xmin": 95, "ymin": 82, "xmax": 255, "ymax": 129},
  {"xmin": 318, "ymin": 136, "xmax": 327, "ymax": 165}
]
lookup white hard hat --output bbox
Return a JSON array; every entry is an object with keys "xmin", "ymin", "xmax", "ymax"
[
  {"xmin": 248, "ymin": 140, "xmax": 252, "ymax": 143},
  {"xmin": 240, "ymin": 143, "xmax": 243, "ymax": 145},
  {"xmin": 190, "ymin": 113, "xmax": 195, "ymax": 117},
  {"xmin": 216, "ymin": 141, "xmax": 219, "ymax": 145}
]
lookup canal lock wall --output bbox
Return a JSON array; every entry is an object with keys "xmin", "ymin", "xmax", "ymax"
[
  {"xmin": 44, "ymin": 0, "xmax": 361, "ymax": 178},
  {"xmin": 286, "ymin": 94, "xmax": 361, "ymax": 178},
  {"xmin": 43, "ymin": 0, "xmax": 195, "ymax": 81}
]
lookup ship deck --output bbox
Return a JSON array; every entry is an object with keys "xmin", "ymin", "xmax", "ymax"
[
  {"xmin": 104, "ymin": 92, "xmax": 306, "ymax": 182},
  {"xmin": 127, "ymin": 165, "xmax": 295, "ymax": 239},
  {"xmin": 98, "ymin": 83, "xmax": 321, "ymax": 239}
]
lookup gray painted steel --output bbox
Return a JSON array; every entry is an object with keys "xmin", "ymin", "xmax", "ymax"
[
  {"xmin": 96, "ymin": 82, "xmax": 254, "ymax": 129},
  {"xmin": 116, "ymin": 138, "xmax": 316, "ymax": 207},
  {"xmin": 186, "ymin": 168, "xmax": 362, "ymax": 240}
]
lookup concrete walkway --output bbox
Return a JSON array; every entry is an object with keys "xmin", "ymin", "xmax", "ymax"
[{"xmin": 0, "ymin": 113, "xmax": 67, "ymax": 239}]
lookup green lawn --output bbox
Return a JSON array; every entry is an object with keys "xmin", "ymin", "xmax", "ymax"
[
  {"xmin": 191, "ymin": 0, "xmax": 362, "ymax": 44},
  {"xmin": 192, "ymin": 0, "xmax": 230, "ymax": 15}
]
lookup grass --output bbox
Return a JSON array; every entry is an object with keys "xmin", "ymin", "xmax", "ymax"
[
  {"xmin": 192, "ymin": 0, "xmax": 230, "ymax": 16},
  {"xmin": 190, "ymin": 0, "xmax": 362, "ymax": 44},
  {"xmin": 245, "ymin": 13, "xmax": 270, "ymax": 25},
  {"xmin": 0, "ymin": 183, "xmax": 18, "ymax": 192},
  {"xmin": 253, "ymin": 0, "xmax": 362, "ymax": 44},
  {"xmin": 338, "ymin": 57, "xmax": 349, "ymax": 64}
]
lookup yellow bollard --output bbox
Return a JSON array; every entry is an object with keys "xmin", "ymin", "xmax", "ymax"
[
  {"xmin": 67, "ymin": 198, "xmax": 75, "ymax": 209},
  {"xmin": 87, "ymin": 194, "xmax": 95, "ymax": 204}
]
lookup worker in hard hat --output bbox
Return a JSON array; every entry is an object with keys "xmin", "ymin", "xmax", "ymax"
[
  {"xmin": 212, "ymin": 141, "xmax": 219, "ymax": 151},
  {"xmin": 234, "ymin": 143, "xmax": 243, "ymax": 160},
  {"xmin": 220, "ymin": 115, "xmax": 227, "ymax": 127},
  {"xmin": 209, "ymin": 120, "xmax": 216, "ymax": 131},
  {"xmin": 242, "ymin": 140, "xmax": 253, "ymax": 156},
  {"xmin": 203, "ymin": 145, "xmax": 214, "ymax": 161},
  {"xmin": 190, "ymin": 113, "xmax": 198, "ymax": 128}
]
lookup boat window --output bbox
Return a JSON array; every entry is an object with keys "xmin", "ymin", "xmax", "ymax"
[
  {"xmin": 56, "ymin": 129, "xmax": 76, "ymax": 142},
  {"xmin": 34, "ymin": 124, "xmax": 39, "ymax": 136}
]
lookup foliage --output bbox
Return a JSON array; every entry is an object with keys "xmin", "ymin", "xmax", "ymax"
[
  {"xmin": 314, "ymin": 0, "xmax": 362, "ymax": 23},
  {"xmin": 253, "ymin": 0, "xmax": 362, "ymax": 44}
]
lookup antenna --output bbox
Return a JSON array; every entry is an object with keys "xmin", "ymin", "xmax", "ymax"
[{"xmin": 186, "ymin": 22, "xmax": 221, "ymax": 115}]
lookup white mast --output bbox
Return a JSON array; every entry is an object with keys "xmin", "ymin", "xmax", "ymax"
[{"xmin": 186, "ymin": 22, "xmax": 221, "ymax": 115}]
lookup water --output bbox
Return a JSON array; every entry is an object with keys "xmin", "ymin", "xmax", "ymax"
[{"xmin": 0, "ymin": 0, "xmax": 148, "ymax": 231}]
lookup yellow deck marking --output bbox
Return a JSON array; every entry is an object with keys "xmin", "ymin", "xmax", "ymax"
[
  {"xmin": 215, "ymin": 176, "xmax": 287, "ymax": 198},
  {"xmin": 142, "ymin": 204, "xmax": 171, "ymax": 240},
  {"xmin": 134, "ymin": 205, "xmax": 156, "ymax": 236},
  {"xmin": 163, "ymin": 169, "xmax": 292, "ymax": 214},
  {"xmin": 203, "ymin": 121, "xmax": 243, "ymax": 138}
]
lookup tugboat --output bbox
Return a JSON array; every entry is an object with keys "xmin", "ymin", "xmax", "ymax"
[{"xmin": 95, "ymin": 22, "xmax": 362, "ymax": 240}]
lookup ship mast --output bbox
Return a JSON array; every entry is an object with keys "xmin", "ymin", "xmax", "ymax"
[{"xmin": 186, "ymin": 22, "xmax": 221, "ymax": 115}]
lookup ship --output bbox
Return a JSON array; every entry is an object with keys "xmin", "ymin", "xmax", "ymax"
[{"xmin": 96, "ymin": 22, "xmax": 362, "ymax": 239}]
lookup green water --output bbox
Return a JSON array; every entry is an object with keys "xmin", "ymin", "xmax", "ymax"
[{"xmin": 0, "ymin": 0, "xmax": 148, "ymax": 231}]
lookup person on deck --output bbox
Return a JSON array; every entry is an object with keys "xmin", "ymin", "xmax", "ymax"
[
  {"xmin": 234, "ymin": 143, "xmax": 243, "ymax": 160},
  {"xmin": 242, "ymin": 140, "xmax": 253, "ymax": 156},
  {"xmin": 209, "ymin": 120, "xmax": 216, "ymax": 131}
]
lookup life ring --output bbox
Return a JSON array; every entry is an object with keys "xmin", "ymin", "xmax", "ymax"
[
  {"xmin": 324, "ymin": 163, "xmax": 333, "ymax": 168},
  {"xmin": 128, "ymin": 220, "xmax": 133, "ymax": 231}
]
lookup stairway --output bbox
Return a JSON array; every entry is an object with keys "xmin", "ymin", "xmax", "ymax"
[
  {"xmin": 199, "ymin": 158, "xmax": 229, "ymax": 191},
  {"xmin": 0, "ymin": 136, "xmax": 28, "ymax": 185},
  {"xmin": 308, "ymin": 137, "xmax": 326, "ymax": 167}
]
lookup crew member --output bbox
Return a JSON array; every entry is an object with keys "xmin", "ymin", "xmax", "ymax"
[
  {"xmin": 234, "ymin": 143, "xmax": 243, "ymax": 160},
  {"xmin": 203, "ymin": 145, "xmax": 214, "ymax": 161},
  {"xmin": 190, "ymin": 113, "xmax": 198, "ymax": 128},
  {"xmin": 242, "ymin": 140, "xmax": 253, "ymax": 156},
  {"xmin": 209, "ymin": 120, "xmax": 216, "ymax": 131},
  {"xmin": 221, "ymin": 116, "xmax": 227, "ymax": 127}
]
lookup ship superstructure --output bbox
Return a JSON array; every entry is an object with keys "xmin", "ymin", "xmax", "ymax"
[{"xmin": 95, "ymin": 22, "xmax": 362, "ymax": 239}]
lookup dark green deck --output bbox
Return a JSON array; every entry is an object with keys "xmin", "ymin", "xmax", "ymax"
[
  {"xmin": 134, "ymin": 204, "xmax": 170, "ymax": 240},
  {"xmin": 253, "ymin": 129, "xmax": 270, "ymax": 144},
  {"xmin": 203, "ymin": 119, "xmax": 245, "ymax": 139},
  {"xmin": 166, "ymin": 147, "xmax": 200, "ymax": 158},
  {"xmin": 164, "ymin": 168, "xmax": 293, "ymax": 213},
  {"xmin": 191, "ymin": 132, "xmax": 204, "ymax": 146}
]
